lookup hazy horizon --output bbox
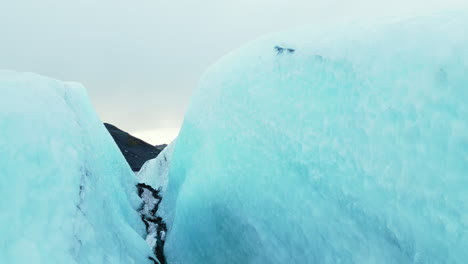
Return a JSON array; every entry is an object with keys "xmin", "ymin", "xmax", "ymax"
[{"xmin": 1, "ymin": 0, "xmax": 466, "ymax": 144}]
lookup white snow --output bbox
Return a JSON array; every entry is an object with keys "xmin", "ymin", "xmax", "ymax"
[{"xmin": 138, "ymin": 140, "xmax": 176, "ymax": 194}]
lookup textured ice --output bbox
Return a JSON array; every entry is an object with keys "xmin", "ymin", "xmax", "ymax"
[
  {"xmin": 138, "ymin": 140, "xmax": 176, "ymax": 194},
  {"xmin": 161, "ymin": 12, "xmax": 468, "ymax": 263},
  {"xmin": 137, "ymin": 141, "xmax": 176, "ymax": 263},
  {"xmin": 0, "ymin": 71, "xmax": 153, "ymax": 263}
]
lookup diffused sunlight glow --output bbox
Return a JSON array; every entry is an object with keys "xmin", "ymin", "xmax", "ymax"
[{"xmin": 131, "ymin": 128, "xmax": 179, "ymax": 145}]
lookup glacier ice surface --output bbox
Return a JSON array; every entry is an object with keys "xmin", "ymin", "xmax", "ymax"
[
  {"xmin": 160, "ymin": 12, "xmax": 468, "ymax": 264},
  {"xmin": 138, "ymin": 140, "xmax": 176, "ymax": 195},
  {"xmin": 137, "ymin": 141, "xmax": 176, "ymax": 263},
  {"xmin": 0, "ymin": 71, "xmax": 153, "ymax": 264},
  {"xmin": 138, "ymin": 139, "xmax": 176, "ymax": 227}
]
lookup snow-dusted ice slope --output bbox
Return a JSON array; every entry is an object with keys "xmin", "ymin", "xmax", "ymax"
[
  {"xmin": 138, "ymin": 140, "xmax": 176, "ymax": 194},
  {"xmin": 0, "ymin": 71, "xmax": 153, "ymax": 263},
  {"xmin": 162, "ymin": 12, "xmax": 468, "ymax": 263},
  {"xmin": 137, "ymin": 140, "xmax": 176, "ymax": 254}
]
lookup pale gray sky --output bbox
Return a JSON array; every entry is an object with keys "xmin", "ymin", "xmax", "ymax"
[{"xmin": 1, "ymin": 0, "xmax": 465, "ymax": 144}]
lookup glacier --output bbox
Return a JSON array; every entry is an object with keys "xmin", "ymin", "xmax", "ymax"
[
  {"xmin": 138, "ymin": 140, "xmax": 176, "ymax": 195},
  {"xmin": 0, "ymin": 71, "xmax": 154, "ymax": 263},
  {"xmin": 159, "ymin": 12, "xmax": 468, "ymax": 264},
  {"xmin": 136, "ymin": 140, "xmax": 176, "ymax": 263}
]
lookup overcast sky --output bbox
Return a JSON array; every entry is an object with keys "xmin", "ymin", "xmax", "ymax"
[{"xmin": 1, "ymin": 0, "xmax": 466, "ymax": 144}]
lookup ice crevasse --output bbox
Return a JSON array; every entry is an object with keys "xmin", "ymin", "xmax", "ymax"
[
  {"xmin": 158, "ymin": 12, "xmax": 468, "ymax": 263},
  {"xmin": 0, "ymin": 71, "xmax": 154, "ymax": 263}
]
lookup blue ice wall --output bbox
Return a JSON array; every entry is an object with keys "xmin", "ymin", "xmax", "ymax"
[
  {"xmin": 0, "ymin": 71, "xmax": 153, "ymax": 263},
  {"xmin": 162, "ymin": 12, "xmax": 468, "ymax": 263}
]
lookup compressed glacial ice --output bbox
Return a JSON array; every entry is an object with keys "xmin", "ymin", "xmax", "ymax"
[
  {"xmin": 136, "ymin": 140, "xmax": 176, "ymax": 263},
  {"xmin": 0, "ymin": 71, "xmax": 153, "ymax": 263},
  {"xmin": 161, "ymin": 12, "xmax": 468, "ymax": 263},
  {"xmin": 138, "ymin": 140, "xmax": 176, "ymax": 194}
]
